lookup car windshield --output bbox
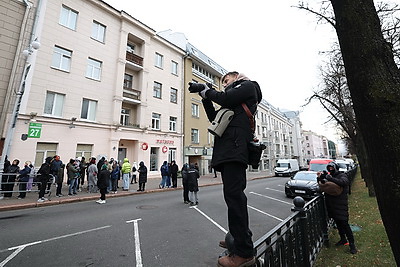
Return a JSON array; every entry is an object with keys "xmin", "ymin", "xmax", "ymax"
[
  {"xmin": 310, "ymin": 163, "xmax": 328, "ymax": 172},
  {"xmin": 294, "ymin": 173, "xmax": 317, "ymax": 181},
  {"xmin": 277, "ymin": 163, "xmax": 289, "ymax": 168},
  {"xmin": 337, "ymin": 163, "xmax": 348, "ymax": 169}
]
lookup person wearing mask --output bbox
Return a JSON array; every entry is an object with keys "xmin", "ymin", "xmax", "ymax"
[
  {"xmin": 17, "ymin": 161, "xmax": 32, "ymax": 199},
  {"xmin": 318, "ymin": 162, "xmax": 357, "ymax": 254},
  {"xmin": 188, "ymin": 71, "xmax": 262, "ymax": 267},
  {"xmin": 137, "ymin": 161, "xmax": 148, "ymax": 192},
  {"xmin": 96, "ymin": 164, "xmax": 110, "ymax": 204}
]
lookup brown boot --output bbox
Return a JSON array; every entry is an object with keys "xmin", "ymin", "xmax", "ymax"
[
  {"xmin": 217, "ymin": 254, "xmax": 255, "ymax": 267},
  {"xmin": 219, "ymin": 240, "xmax": 227, "ymax": 248}
]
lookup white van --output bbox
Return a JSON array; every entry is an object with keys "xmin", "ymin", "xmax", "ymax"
[{"xmin": 274, "ymin": 159, "xmax": 300, "ymax": 177}]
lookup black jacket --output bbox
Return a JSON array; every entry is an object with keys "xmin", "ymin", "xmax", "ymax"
[
  {"xmin": 138, "ymin": 163, "xmax": 147, "ymax": 183},
  {"xmin": 202, "ymin": 79, "xmax": 262, "ymax": 170},
  {"xmin": 97, "ymin": 169, "xmax": 110, "ymax": 189},
  {"xmin": 187, "ymin": 168, "xmax": 200, "ymax": 192},
  {"xmin": 324, "ymin": 171, "xmax": 350, "ymax": 221}
]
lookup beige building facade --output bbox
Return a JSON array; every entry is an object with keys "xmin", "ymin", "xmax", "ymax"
[{"xmin": 1, "ymin": 0, "xmax": 185, "ymax": 176}]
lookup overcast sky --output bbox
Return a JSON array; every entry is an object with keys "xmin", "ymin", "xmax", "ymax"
[{"xmin": 106, "ymin": 0, "xmax": 340, "ymax": 140}]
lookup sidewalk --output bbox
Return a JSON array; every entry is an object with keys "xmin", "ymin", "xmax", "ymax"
[{"xmin": 0, "ymin": 170, "xmax": 273, "ymax": 212}]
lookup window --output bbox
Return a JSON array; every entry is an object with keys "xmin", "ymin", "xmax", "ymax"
[
  {"xmin": 153, "ymin": 82, "xmax": 162, "ymax": 99},
  {"xmin": 170, "ymin": 88, "xmax": 177, "ymax": 103},
  {"xmin": 76, "ymin": 144, "xmax": 93, "ymax": 159},
  {"xmin": 81, "ymin": 98, "xmax": 97, "ymax": 121},
  {"xmin": 191, "ymin": 103, "xmax": 199, "ymax": 117},
  {"xmin": 51, "ymin": 46, "xmax": 72, "ymax": 72},
  {"xmin": 150, "ymin": 147, "xmax": 158, "ymax": 171},
  {"xmin": 155, "ymin": 53, "xmax": 163, "ymax": 68},
  {"xmin": 86, "ymin": 58, "xmax": 102, "ymax": 80},
  {"xmin": 169, "ymin": 116, "xmax": 177, "ymax": 132},
  {"xmin": 151, "ymin": 113, "xmax": 161, "ymax": 130},
  {"xmin": 126, "ymin": 43, "xmax": 135, "ymax": 53},
  {"xmin": 191, "ymin": 129, "xmax": 199, "ymax": 144},
  {"xmin": 59, "ymin": 5, "xmax": 78, "ymax": 30},
  {"xmin": 44, "ymin": 91, "xmax": 65, "ymax": 117},
  {"xmin": 120, "ymin": 108, "xmax": 130, "ymax": 126},
  {"xmin": 124, "ymin": 74, "xmax": 133, "ymax": 89},
  {"xmin": 91, "ymin": 21, "xmax": 106, "ymax": 42},
  {"xmin": 35, "ymin": 143, "xmax": 57, "ymax": 168},
  {"xmin": 171, "ymin": 61, "xmax": 178, "ymax": 75}
]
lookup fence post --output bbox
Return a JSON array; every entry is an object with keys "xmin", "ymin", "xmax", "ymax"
[{"xmin": 292, "ymin": 196, "xmax": 311, "ymax": 267}]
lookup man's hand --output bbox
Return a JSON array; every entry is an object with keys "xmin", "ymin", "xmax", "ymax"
[{"xmin": 188, "ymin": 82, "xmax": 206, "ymax": 93}]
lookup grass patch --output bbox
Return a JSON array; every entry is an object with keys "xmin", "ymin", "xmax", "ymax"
[{"xmin": 314, "ymin": 170, "xmax": 395, "ymax": 266}]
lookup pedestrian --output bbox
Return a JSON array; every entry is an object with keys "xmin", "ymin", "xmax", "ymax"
[
  {"xmin": 131, "ymin": 161, "xmax": 138, "ymax": 184},
  {"xmin": 26, "ymin": 162, "xmax": 35, "ymax": 192},
  {"xmin": 67, "ymin": 158, "xmax": 79, "ymax": 196},
  {"xmin": 318, "ymin": 162, "xmax": 357, "ymax": 254},
  {"xmin": 37, "ymin": 157, "xmax": 53, "ymax": 202},
  {"xmin": 79, "ymin": 156, "xmax": 87, "ymax": 189},
  {"xmin": 2, "ymin": 159, "xmax": 20, "ymax": 198},
  {"xmin": 189, "ymin": 71, "xmax": 262, "ymax": 266},
  {"xmin": 187, "ymin": 164, "xmax": 200, "ymax": 206},
  {"xmin": 121, "ymin": 158, "xmax": 131, "ymax": 191},
  {"xmin": 87, "ymin": 157, "xmax": 98, "ymax": 193},
  {"xmin": 17, "ymin": 161, "xmax": 31, "ymax": 199},
  {"xmin": 159, "ymin": 161, "xmax": 169, "ymax": 189},
  {"xmin": 170, "ymin": 160, "xmax": 179, "ymax": 188},
  {"xmin": 181, "ymin": 163, "xmax": 190, "ymax": 204},
  {"xmin": 50, "ymin": 155, "xmax": 63, "ymax": 191},
  {"xmin": 55, "ymin": 163, "xmax": 65, "ymax": 197},
  {"xmin": 96, "ymin": 163, "xmax": 109, "ymax": 204},
  {"xmin": 110, "ymin": 161, "xmax": 120, "ymax": 193},
  {"xmin": 137, "ymin": 161, "xmax": 147, "ymax": 191}
]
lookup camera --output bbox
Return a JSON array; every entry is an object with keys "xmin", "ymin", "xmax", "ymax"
[
  {"xmin": 248, "ymin": 140, "xmax": 266, "ymax": 169},
  {"xmin": 318, "ymin": 170, "xmax": 328, "ymax": 184},
  {"xmin": 188, "ymin": 82, "xmax": 206, "ymax": 93}
]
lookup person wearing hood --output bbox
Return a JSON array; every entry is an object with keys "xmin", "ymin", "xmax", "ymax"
[
  {"xmin": 159, "ymin": 161, "xmax": 169, "ymax": 189},
  {"xmin": 137, "ymin": 161, "xmax": 147, "ymax": 191},
  {"xmin": 189, "ymin": 71, "xmax": 262, "ymax": 267},
  {"xmin": 37, "ymin": 156, "xmax": 53, "ymax": 202},
  {"xmin": 96, "ymin": 164, "xmax": 110, "ymax": 204},
  {"xmin": 121, "ymin": 158, "xmax": 131, "ymax": 191},
  {"xmin": 181, "ymin": 163, "xmax": 190, "ymax": 204}
]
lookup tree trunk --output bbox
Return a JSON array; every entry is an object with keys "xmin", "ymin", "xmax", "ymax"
[
  {"xmin": 354, "ymin": 132, "xmax": 375, "ymax": 196},
  {"xmin": 331, "ymin": 0, "xmax": 400, "ymax": 264}
]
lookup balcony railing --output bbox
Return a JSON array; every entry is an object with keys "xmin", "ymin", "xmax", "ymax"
[
  {"xmin": 126, "ymin": 52, "xmax": 143, "ymax": 67},
  {"xmin": 123, "ymin": 88, "xmax": 141, "ymax": 102}
]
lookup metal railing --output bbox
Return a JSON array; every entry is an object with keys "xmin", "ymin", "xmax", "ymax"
[
  {"xmin": 0, "ymin": 173, "xmax": 54, "ymax": 195},
  {"xmin": 254, "ymin": 195, "xmax": 330, "ymax": 266}
]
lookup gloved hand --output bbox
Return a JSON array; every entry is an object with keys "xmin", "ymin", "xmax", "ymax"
[{"xmin": 188, "ymin": 82, "xmax": 206, "ymax": 93}]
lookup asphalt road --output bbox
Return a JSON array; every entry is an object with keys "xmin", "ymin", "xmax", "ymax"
[{"xmin": 0, "ymin": 177, "xmax": 296, "ymax": 267}]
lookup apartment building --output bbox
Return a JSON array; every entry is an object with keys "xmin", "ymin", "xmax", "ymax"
[
  {"xmin": 302, "ymin": 130, "xmax": 331, "ymax": 163},
  {"xmin": 1, "ymin": 0, "xmax": 185, "ymax": 175}
]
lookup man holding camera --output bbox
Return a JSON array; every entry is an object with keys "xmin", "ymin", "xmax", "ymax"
[
  {"xmin": 188, "ymin": 71, "xmax": 262, "ymax": 267},
  {"xmin": 317, "ymin": 162, "xmax": 357, "ymax": 254}
]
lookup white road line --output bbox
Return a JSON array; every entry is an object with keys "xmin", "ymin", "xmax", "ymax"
[
  {"xmin": 126, "ymin": 218, "xmax": 143, "ymax": 267},
  {"xmin": 247, "ymin": 205, "xmax": 283, "ymax": 222},
  {"xmin": 0, "ymin": 225, "xmax": 111, "ymax": 267},
  {"xmin": 250, "ymin": 192, "xmax": 292, "ymax": 205},
  {"xmin": 265, "ymin": 187, "xmax": 284, "ymax": 193},
  {"xmin": 190, "ymin": 206, "xmax": 228, "ymax": 234}
]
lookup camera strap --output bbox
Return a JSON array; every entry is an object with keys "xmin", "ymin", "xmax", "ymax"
[{"xmin": 241, "ymin": 103, "xmax": 255, "ymax": 133}]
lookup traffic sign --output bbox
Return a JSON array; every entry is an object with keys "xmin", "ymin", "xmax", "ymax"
[{"xmin": 28, "ymin": 122, "xmax": 42, "ymax": 138}]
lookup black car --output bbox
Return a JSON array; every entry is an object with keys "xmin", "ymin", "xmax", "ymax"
[{"xmin": 285, "ymin": 171, "xmax": 320, "ymax": 199}]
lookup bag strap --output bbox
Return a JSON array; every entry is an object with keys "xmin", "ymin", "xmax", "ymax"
[{"xmin": 241, "ymin": 103, "xmax": 255, "ymax": 133}]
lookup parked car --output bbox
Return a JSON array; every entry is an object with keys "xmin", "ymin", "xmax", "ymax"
[
  {"xmin": 274, "ymin": 159, "xmax": 300, "ymax": 177},
  {"xmin": 285, "ymin": 171, "xmax": 320, "ymax": 199},
  {"xmin": 308, "ymin": 158, "xmax": 333, "ymax": 172}
]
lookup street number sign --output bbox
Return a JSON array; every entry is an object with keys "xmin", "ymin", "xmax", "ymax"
[{"xmin": 28, "ymin": 122, "xmax": 42, "ymax": 138}]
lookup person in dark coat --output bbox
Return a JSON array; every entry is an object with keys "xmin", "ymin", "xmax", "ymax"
[
  {"xmin": 17, "ymin": 161, "xmax": 32, "ymax": 199},
  {"xmin": 181, "ymin": 163, "xmax": 190, "ymax": 204},
  {"xmin": 137, "ymin": 161, "xmax": 147, "ymax": 191},
  {"xmin": 189, "ymin": 71, "xmax": 262, "ymax": 267},
  {"xmin": 55, "ymin": 163, "xmax": 65, "ymax": 197},
  {"xmin": 2, "ymin": 159, "xmax": 20, "ymax": 198},
  {"xmin": 96, "ymin": 164, "xmax": 110, "ymax": 204},
  {"xmin": 318, "ymin": 161, "xmax": 357, "ymax": 254},
  {"xmin": 170, "ymin": 160, "xmax": 179, "ymax": 188},
  {"xmin": 187, "ymin": 164, "xmax": 199, "ymax": 206},
  {"xmin": 37, "ymin": 157, "xmax": 53, "ymax": 202}
]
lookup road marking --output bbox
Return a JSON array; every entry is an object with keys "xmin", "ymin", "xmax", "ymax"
[
  {"xmin": 0, "ymin": 225, "xmax": 111, "ymax": 266},
  {"xmin": 265, "ymin": 187, "xmax": 284, "ymax": 193},
  {"xmin": 247, "ymin": 205, "xmax": 283, "ymax": 222},
  {"xmin": 126, "ymin": 218, "xmax": 143, "ymax": 267},
  {"xmin": 249, "ymin": 192, "xmax": 292, "ymax": 205},
  {"xmin": 190, "ymin": 206, "xmax": 228, "ymax": 234}
]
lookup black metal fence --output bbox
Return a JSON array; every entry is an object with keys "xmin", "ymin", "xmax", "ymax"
[{"xmin": 254, "ymin": 195, "xmax": 330, "ymax": 267}]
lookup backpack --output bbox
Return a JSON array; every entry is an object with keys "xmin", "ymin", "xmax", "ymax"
[
  {"xmin": 161, "ymin": 165, "xmax": 169, "ymax": 176},
  {"xmin": 132, "ymin": 166, "xmax": 137, "ymax": 172}
]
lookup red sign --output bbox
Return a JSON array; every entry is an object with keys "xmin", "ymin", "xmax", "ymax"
[
  {"xmin": 141, "ymin": 142, "xmax": 149, "ymax": 151},
  {"xmin": 162, "ymin": 146, "xmax": 168, "ymax": 153}
]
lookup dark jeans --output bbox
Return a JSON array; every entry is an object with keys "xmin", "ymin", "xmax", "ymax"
[
  {"xmin": 38, "ymin": 178, "xmax": 49, "ymax": 198},
  {"xmin": 111, "ymin": 179, "xmax": 118, "ymax": 192},
  {"xmin": 182, "ymin": 181, "xmax": 189, "ymax": 202},
  {"xmin": 335, "ymin": 219, "xmax": 355, "ymax": 243},
  {"xmin": 100, "ymin": 188, "xmax": 107, "ymax": 200},
  {"xmin": 220, "ymin": 162, "xmax": 253, "ymax": 258},
  {"xmin": 171, "ymin": 174, "xmax": 178, "ymax": 188},
  {"xmin": 56, "ymin": 182, "xmax": 62, "ymax": 195},
  {"xmin": 18, "ymin": 181, "xmax": 27, "ymax": 198},
  {"xmin": 130, "ymin": 174, "xmax": 137, "ymax": 183}
]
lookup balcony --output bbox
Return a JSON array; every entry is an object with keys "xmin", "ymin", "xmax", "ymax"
[
  {"xmin": 123, "ymin": 87, "xmax": 141, "ymax": 104},
  {"xmin": 126, "ymin": 52, "xmax": 143, "ymax": 71}
]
